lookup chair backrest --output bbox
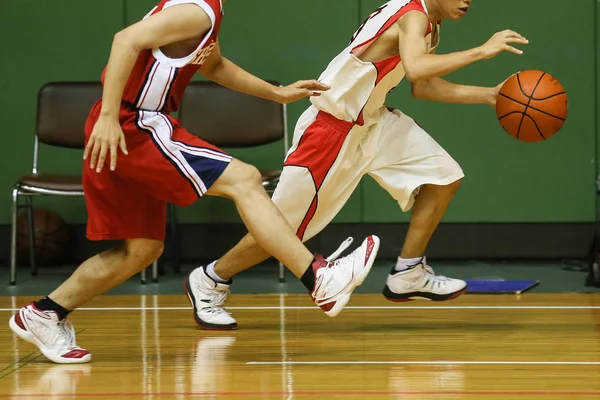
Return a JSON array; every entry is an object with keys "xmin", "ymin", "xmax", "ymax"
[
  {"xmin": 37, "ymin": 82, "xmax": 103, "ymax": 149},
  {"xmin": 178, "ymin": 80, "xmax": 285, "ymax": 148}
]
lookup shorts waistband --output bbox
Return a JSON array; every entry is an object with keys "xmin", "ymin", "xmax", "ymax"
[{"xmin": 316, "ymin": 111, "xmax": 357, "ymax": 132}]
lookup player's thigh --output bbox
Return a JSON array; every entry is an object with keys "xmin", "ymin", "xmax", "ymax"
[
  {"xmin": 272, "ymin": 114, "xmax": 364, "ymax": 241},
  {"xmin": 369, "ymin": 109, "xmax": 464, "ymax": 211},
  {"xmin": 128, "ymin": 110, "xmax": 233, "ymax": 205}
]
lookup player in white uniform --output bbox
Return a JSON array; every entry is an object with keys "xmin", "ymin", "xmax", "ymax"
[{"xmin": 186, "ymin": 0, "xmax": 528, "ymax": 329}]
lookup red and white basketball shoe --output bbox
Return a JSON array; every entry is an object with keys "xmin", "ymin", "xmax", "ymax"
[
  {"xmin": 9, "ymin": 303, "xmax": 91, "ymax": 364},
  {"xmin": 309, "ymin": 235, "xmax": 380, "ymax": 317}
]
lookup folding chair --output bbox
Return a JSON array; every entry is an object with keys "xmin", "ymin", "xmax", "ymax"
[{"xmin": 10, "ymin": 82, "xmax": 157, "ymax": 285}]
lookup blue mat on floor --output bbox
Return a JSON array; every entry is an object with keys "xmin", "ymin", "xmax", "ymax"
[{"xmin": 465, "ymin": 280, "xmax": 539, "ymax": 294}]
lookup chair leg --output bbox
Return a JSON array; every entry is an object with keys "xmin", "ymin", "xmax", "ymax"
[
  {"xmin": 25, "ymin": 196, "xmax": 37, "ymax": 277},
  {"xmin": 10, "ymin": 189, "xmax": 19, "ymax": 285},
  {"xmin": 278, "ymin": 261, "xmax": 285, "ymax": 282},
  {"xmin": 168, "ymin": 203, "xmax": 180, "ymax": 273},
  {"xmin": 140, "ymin": 267, "xmax": 147, "ymax": 285},
  {"xmin": 152, "ymin": 259, "xmax": 159, "ymax": 283}
]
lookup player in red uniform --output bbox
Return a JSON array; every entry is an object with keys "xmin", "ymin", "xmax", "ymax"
[{"xmin": 8, "ymin": 0, "xmax": 380, "ymax": 364}]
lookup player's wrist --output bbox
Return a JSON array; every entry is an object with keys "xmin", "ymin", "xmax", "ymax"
[
  {"xmin": 470, "ymin": 46, "xmax": 487, "ymax": 61},
  {"xmin": 270, "ymin": 85, "xmax": 284, "ymax": 103}
]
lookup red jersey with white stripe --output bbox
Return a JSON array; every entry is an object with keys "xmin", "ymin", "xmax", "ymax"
[
  {"xmin": 101, "ymin": 0, "xmax": 223, "ymax": 113},
  {"xmin": 311, "ymin": 0, "xmax": 439, "ymax": 126}
]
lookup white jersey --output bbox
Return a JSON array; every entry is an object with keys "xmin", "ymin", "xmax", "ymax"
[{"xmin": 311, "ymin": 0, "xmax": 440, "ymax": 126}]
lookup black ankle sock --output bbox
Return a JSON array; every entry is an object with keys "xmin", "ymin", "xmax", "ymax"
[
  {"xmin": 34, "ymin": 296, "xmax": 71, "ymax": 320},
  {"xmin": 301, "ymin": 261, "xmax": 316, "ymax": 292}
]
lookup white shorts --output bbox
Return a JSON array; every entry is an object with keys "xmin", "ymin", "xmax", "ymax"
[{"xmin": 271, "ymin": 106, "xmax": 464, "ymax": 241}]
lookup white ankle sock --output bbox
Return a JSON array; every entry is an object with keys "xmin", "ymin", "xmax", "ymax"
[
  {"xmin": 394, "ymin": 256, "xmax": 424, "ymax": 272},
  {"xmin": 205, "ymin": 261, "xmax": 227, "ymax": 283}
]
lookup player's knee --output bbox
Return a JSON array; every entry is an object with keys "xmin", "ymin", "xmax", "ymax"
[
  {"xmin": 227, "ymin": 163, "xmax": 264, "ymax": 198},
  {"xmin": 122, "ymin": 239, "xmax": 164, "ymax": 267}
]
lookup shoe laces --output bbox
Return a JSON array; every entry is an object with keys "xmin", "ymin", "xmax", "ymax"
[
  {"xmin": 422, "ymin": 264, "xmax": 451, "ymax": 282},
  {"xmin": 56, "ymin": 319, "xmax": 82, "ymax": 351},
  {"xmin": 195, "ymin": 281, "xmax": 231, "ymax": 314},
  {"xmin": 326, "ymin": 237, "xmax": 354, "ymax": 262},
  {"xmin": 312, "ymin": 237, "xmax": 355, "ymax": 299}
]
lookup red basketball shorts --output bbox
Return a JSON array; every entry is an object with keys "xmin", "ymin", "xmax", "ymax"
[{"xmin": 83, "ymin": 101, "xmax": 231, "ymax": 241}]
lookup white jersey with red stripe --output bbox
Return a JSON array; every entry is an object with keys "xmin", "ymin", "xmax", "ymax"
[
  {"xmin": 311, "ymin": 0, "xmax": 439, "ymax": 126},
  {"xmin": 100, "ymin": 0, "xmax": 223, "ymax": 113}
]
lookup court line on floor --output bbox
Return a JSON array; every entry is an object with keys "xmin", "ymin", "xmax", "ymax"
[
  {"xmin": 3, "ymin": 390, "xmax": 600, "ymax": 397},
  {"xmin": 2, "ymin": 305, "xmax": 600, "ymax": 311},
  {"xmin": 246, "ymin": 361, "xmax": 600, "ymax": 366}
]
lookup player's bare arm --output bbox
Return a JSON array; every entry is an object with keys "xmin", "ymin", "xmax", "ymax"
[
  {"xmin": 84, "ymin": 4, "xmax": 212, "ymax": 173},
  {"xmin": 199, "ymin": 42, "xmax": 330, "ymax": 105},
  {"xmin": 398, "ymin": 11, "xmax": 528, "ymax": 82},
  {"xmin": 410, "ymin": 49, "xmax": 497, "ymax": 106}
]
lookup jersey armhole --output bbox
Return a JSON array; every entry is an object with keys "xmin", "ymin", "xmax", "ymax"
[
  {"xmin": 351, "ymin": 6, "xmax": 430, "ymax": 56},
  {"xmin": 151, "ymin": 0, "xmax": 217, "ymax": 68}
]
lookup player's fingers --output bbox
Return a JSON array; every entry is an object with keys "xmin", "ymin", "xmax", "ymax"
[
  {"xmin": 109, "ymin": 142, "xmax": 118, "ymax": 171},
  {"xmin": 83, "ymin": 140, "xmax": 93, "ymax": 160},
  {"xmin": 119, "ymin": 134, "xmax": 129, "ymax": 155},
  {"xmin": 89, "ymin": 140, "xmax": 101, "ymax": 169},
  {"xmin": 507, "ymin": 37, "xmax": 529, "ymax": 45},
  {"xmin": 504, "ymin": 31, "xmax": 528, "ymax": 41},
  {"xmin": 304, "ymin": 80, "xmax": 330, "ymax": 91},
  {"xmin": 504, "ymin": 45, "xmax": 524, "ymax": 55},
  {"xmin": 96, "ymin": 142, "xmax": 108, "ymax": 173}
]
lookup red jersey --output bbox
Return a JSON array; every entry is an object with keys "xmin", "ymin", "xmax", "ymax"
[{"xmin": 101, "ymin": 0, "xmax": 223, "ymax": 113}]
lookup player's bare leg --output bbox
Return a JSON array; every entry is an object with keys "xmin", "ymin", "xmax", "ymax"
[
  {"xmin": 401, "ymin": 182, "xmax": 462, "ymax": 258},
  {"xmin": 383, "ymin": 180, "xmax": 468, "ymax": 302},
  {"xmin": 9, "ymin": 238, "xmax": 163, "ymax": 364},
  {"xmin": 49, "ymin": 239, "xmax": 164, "ymax": 309},
  {"xmin": 185, "ymin": 159, "xmax": 380, "ymax": 329},
  {"xmin": 215, "ymin": 234, "xmax": 271, "ymax": 280},
  {"xmin": 206, "ymin": 159, "xmax": 315, "ymax": 276}
]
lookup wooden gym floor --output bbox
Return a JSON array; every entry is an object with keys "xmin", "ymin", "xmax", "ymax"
[{"xmin": 1, "ymin": 293, "xmax": 600, "ymax": 399}]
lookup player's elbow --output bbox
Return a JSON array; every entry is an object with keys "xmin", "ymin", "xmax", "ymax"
[
  {"xmin": 113, "ymin": 29, "xmax": 144, "ymax": 53},
  {"xmin": 411, "ymin": 81, "xmax": 425, "ymax": 98},
  {"xmin": 403, "ymin": 63, "xmax": 423, "ymax": 83}
]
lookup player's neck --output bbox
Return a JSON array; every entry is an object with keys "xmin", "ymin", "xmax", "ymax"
[{"xmin": 423, "ymin": 0, "xmax": 443, "ymax": 23}]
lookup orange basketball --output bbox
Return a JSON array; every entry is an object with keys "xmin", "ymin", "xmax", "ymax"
[{"xmin": 495, "ymin": 70, "xmax": 568, "ymax": 142}]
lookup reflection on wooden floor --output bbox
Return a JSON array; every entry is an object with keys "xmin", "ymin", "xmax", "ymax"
[{"xmin": 1, "ymin": 293, "xmax": 600, "ymax": 399}]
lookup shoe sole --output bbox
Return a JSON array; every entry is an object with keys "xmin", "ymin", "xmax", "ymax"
[
  {"xmin": 184, "ymin": 273, "xmax": 238, "ymax": 331},
  {"xmin": 8, "ymin": 315, "xmax": 92, "ymax": 364},
  {"xmin": 382, "ymin": 285, "xmax": 468, "ymax": 302},
  {"xmin": 324, "ymin": 235, "xmax": 381, "ymax": 317}
]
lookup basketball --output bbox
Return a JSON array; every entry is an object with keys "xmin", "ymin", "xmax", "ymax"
[
  {"xmin": 495, "ymin": 70, "xmax": 568, "ymax": 143},
  {"xmin": 17, "ymin": 208, "xmax": 70, "ymax": 266}
]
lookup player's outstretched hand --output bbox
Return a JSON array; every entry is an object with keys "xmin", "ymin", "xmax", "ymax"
[
  {"xmin": 83, "ymin": 116, "xmax": 128, "ymax": 173},
  {"xmin": 479, "ymin": 30, "xmax": 529, "ymax": 60},
  {"xmin": 275, "ymin": 80, "xmax": 331, "ymax": 104}
]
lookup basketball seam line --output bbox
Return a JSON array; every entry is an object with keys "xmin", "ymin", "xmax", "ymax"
[
  {"xmin": 498, "ymin": 93, "xmax": 566, "ymax": 121},
  {"xmin": 516, "ymin": 72, "xmax": 546, "ymax": 140}
]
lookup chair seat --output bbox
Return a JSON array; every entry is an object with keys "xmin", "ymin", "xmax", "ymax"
[{"xmin": 18, "ymin": 173, "xmax": 83, "ymax": 195}]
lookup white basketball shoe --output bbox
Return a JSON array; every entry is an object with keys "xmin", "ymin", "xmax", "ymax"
[
  {"xmin": 309, "ymin": 235, "xmax": 380, "ymax": 317},
  {"xmin": 9, "ymin": 303, "xmax": 91, "ymax": 364},
  {"xmin": 383, "ymin": 257, "xmax": 467, "ymax": 301},
  {"xmin": 185, "ymin": 266, "xmax": 237, "ymax": 330}
]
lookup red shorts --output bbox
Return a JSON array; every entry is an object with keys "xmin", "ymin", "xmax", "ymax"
[{"xmin": 83, "ymin": 101, "xmax": 231, "ymax": 241}]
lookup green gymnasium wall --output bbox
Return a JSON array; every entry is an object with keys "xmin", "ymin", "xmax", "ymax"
[{"xmin": 0, "ymin": 0, "xmax": 596, "ymax": 227}]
